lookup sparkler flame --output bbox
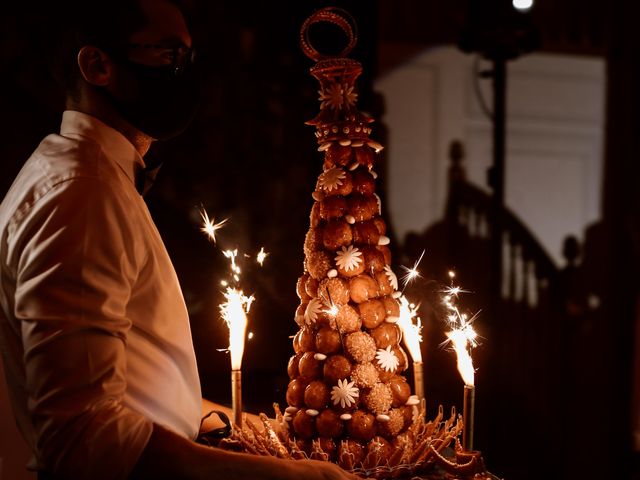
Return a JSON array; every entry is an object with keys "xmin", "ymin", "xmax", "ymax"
[
  {"xmin": 446, "ymin": 329, "xmax": 475, "ymax": 386},
  {"xmin": 397, "ymin": 296, "xmax": 423, "ymax": 363},
  {"xmin": 220, "ymin": 287, "xmax": 254, "ymax": 370},
  {"xmin": 442, "ymin": 271, "xmax": 477, "ymax": 386}
]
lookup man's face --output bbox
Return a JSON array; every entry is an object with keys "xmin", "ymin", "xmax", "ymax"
[{"xmin": 100, "ymin": 0, "xmax": 200, "ymax": 141}]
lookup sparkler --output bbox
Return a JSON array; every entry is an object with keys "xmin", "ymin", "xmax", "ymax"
[
  {"xmin": 220, "ymin": 286, "xmax": 254, "ymax": 427},
  {"xmin": 442, "ymin": 270, "xmax": 478, "ymax": 452},
  {"xmin": 396, "ymin": 295, "xmax": 425, "ymax": 406},
  {"xmin": 199, "ymin": 208, "xmax": 266, "ymax": 427}
]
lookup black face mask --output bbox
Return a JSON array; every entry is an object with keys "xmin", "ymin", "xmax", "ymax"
[{"xmin": 104, "ymin": 58, "xmax": 201, "ymax": 141}]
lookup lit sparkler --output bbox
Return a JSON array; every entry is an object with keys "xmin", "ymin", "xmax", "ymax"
[
  {"xmin": 199, "ymin": 209, "xmax": 258, "ymax": 427},
  {"xmin": 218, "ymin": 254, "xmax": 254, "ymax": 427},
  {"xmin": 441, "ymin": 270, "xmax": 478, "ymax": 452},
  {"xmin": 396, "ymin": 295, "xmax": 425, "ymax": 406}
]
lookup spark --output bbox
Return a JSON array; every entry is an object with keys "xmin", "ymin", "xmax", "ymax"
[
  {"xmin": 325, "ymin": 303, "xmax": 340, "ymax": 318},
  {"xmin": 400, "ymin": 250, "xmax": 426, "ymax": 288},
  {"xmin": 223, "ymin": 249, "xmax": 241, "ymax": 276},
  {"xmin": 256, "ymin": 247, "xmax": 268, "ymax": 266},
  {"xmin": 248, "ymin": 331, "xmax": 254, "ymax": 340},
  {"xmin": 199, "ymin": 208, "xmax": 228, "ymax": 244}
]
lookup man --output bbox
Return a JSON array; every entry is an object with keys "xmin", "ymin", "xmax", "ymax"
[{"xmin": 0, "ymin": 1, "xmax": 357, "ymax": 479}]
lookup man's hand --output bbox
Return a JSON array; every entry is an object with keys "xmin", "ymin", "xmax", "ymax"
[
  {"xmin": 288, "ymin": 459, "xmax": 363, "ymax": 480},
  {"xmin": 200, "ymin": 398, "xmax": 265, "ymax": 434}
]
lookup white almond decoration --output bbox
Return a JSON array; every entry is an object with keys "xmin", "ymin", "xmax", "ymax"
[
  {"xmin": 376, "ymin": 346, "xmax": 399, "ymax": 372},
  {"xmin": 331, "ymin": 379, "xmax": 359, "ymax": 409},
  {"xmin": 384, "ymin": 265, "xmax": 399, "ymax": 291},
  {"xmin": 318, "ymin": 167, "xmax": 346, "ymax": 192},
  {"xmin": 304, "ymin": 298, "xmax": 323, "ymax": 325},
  {"xmin": 374, "ymin": 193, "xmax": 382, "ymax": 214},
  {"xmin": 335, "ymin": 245, "xmax": 363, "ymax": 272}
]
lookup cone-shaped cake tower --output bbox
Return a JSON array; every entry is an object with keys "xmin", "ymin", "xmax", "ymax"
[
  {"xmin": 284, "ymin": 7, "xmax": 421, "ymax": 462},
  {"xmin": 219, "ymin": 9, "xmax": 493, "ymax": 479}
]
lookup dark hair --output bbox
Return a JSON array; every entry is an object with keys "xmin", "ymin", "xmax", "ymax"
[
  {"xmin": 51, "ymin": 0, "xmax": 189, "ymax": 100},
  {"xmin": 50, "ymin": 0, "xmax": 147, "ymax": 99}
]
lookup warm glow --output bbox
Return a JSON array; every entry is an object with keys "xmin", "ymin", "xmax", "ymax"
[
  {"xmin": 397, "ymin": 295, "xmax": 423, "ymax": 362},
  {"xmin": 446, "ymin": 329, "xmax": 475, "ymax": 386},
  {"xmin": 220, "ymin": 287, "xmax": 254, "ymax": 370},
  {"xmin": 199, "ymin": 208, "xmax": 228, "ymax": 244}
]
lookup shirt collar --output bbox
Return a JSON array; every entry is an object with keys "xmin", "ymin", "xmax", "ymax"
[{"xmin": 59, "ymin": 110, "xmax": 146, "ymax": 187}]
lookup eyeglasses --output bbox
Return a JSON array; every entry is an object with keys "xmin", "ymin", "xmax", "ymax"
[{"xmin": 124, "ymin": 43, "xmax": 196, "ymax": 75}]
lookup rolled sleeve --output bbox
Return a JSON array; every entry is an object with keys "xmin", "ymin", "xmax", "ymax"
[{"xmin": 13, "ymin": 177, "xmax": 153, "ymax": 479}]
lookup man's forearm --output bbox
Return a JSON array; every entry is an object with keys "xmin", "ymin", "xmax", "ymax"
[{"xmin": 130, "ymin": 423, "xmax": 359, "ymax": 480}]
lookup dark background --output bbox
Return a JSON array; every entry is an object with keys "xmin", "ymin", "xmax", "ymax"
[{"xmin": 1, "ymin": 1, "xmax": 638, "ymax": 479}]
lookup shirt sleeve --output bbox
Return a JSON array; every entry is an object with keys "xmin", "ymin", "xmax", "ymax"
[{"xmin": 13, "ymin": 176, "xmax": 153, "ymax": 480}]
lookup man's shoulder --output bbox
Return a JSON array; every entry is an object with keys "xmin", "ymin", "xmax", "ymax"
[
  {"xmin": 35, "ymin": 132, "xmax": 105, "ymax": 179},
  {"xmin": 0, "ymin": 133, "xmax": 126, "ymax": 233}
]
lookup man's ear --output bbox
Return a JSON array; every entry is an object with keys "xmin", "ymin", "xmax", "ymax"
[{"xmin": 77, "ymin": 46, "xmax": 113, "ymax": 87}]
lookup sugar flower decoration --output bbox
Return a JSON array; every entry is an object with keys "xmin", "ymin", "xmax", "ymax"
[
  {"xmin": 343, "ymin": 84, "xmax": 358, "ymax": 109},
  {"xmin": 331, "ymin": 379, "xmax": 359, "ymax": 408},
  {"xmin": 376, "ymin": 346, "xmax": 399, "ymax": 372},
  {"xmin": 304, "ymin": 298, "xmax": 323, "ymax": 325},
  {"xmin": 318, "ymin": 168, "xmax": 346, "ymax": 192},
  {"xmin": 319, "ymin": 83, "xmax": 344, "ymax": 111},
  {"xmin": 335, "ymin": 245, "xmax": 363, "ymax": 272},
  {"xmin": 384, "ymin": 265, "xmax": 399, "ymax": 291}
]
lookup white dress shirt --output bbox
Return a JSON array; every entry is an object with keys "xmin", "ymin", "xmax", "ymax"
[{"xmin": 0, "ymin": 111, "xmax": 202, "ymax": 479}]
